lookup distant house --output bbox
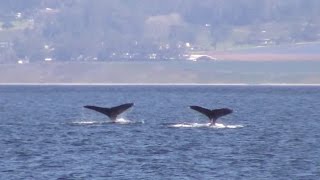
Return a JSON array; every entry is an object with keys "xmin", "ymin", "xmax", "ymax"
[
  {"xmin": 260, "ymin": 38, "xmax": 274, "ymax": 45},
  {"xmin": 188, "ymin": 54, "xmax": 217, "ymax": 61},
  {"xmin": 44, "ymin": 57, "xmax": 53, "ymax": 62},
  {"xmin": 149, "ymin": 53, "xmax": 157, "ymax": 60},
  {"xmin": 17, "ymin": 58, "xmax": 29, "ymax": 64},
  {"xmin": 0, "ymin": 42, "xmax": 11, "ymax": 48},
  {"xmin": 40, "ymin": 8, "xmax": 60, "ymax": 15},
  {"xmin": 16, "ymin": 12, "xmax": 22, "ymax": 19}
]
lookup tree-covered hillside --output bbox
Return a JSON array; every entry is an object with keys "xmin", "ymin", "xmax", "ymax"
[{"xmin": 1, "ymin": 0, "xmax": 320, "ymax": 63}]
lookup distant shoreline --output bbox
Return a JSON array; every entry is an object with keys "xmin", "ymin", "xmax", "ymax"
[
  {"xmin": 204, "ymin": 41, "xmax": 320, "ymax": 61},
  {"xmin": 1, "ymin": 61, "xmax": 319, "ymax": 84},
  {"xmin": 206, "ymin": 53, "xmax": 320, "ymax": 61},
  {"xmin": 1, "ymin": 83, "xmax": 320, "ymax": 87}
]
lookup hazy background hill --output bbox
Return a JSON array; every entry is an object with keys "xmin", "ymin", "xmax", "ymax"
[{"xmin": 1, "ymin": 0, "xmax": 320, "ymax": 63}]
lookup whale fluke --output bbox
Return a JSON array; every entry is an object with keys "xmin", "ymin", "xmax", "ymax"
[
  {"xmin": 84, "ymin": 103, "xmax": 134, "ymax": 121},
  {"xmin": 189, "ymin": 106, "xmax": 232, "ymax": 125}
]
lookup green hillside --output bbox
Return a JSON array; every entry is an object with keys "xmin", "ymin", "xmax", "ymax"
[{"xmin": 1, "ymin": 0, "xmax": 320, "ymax": 63}]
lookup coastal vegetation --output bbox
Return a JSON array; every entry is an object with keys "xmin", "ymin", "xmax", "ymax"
[{"xmin": 0, "ymin": 0, "xmax": 320, "ymax": 63}]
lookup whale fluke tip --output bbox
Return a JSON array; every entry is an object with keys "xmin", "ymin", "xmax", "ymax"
[
  {"xmin": 84, "ymin": 103, "xmax": 134, "ymax": 121},
  {"xmin": 189, "ymin": 105, "xmax": 233, "ymax": 124}
]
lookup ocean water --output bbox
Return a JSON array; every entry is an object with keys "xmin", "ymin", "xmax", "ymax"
[{"xmin": 0, "ymin": 85, "xmax": 319, "ymax": 179}]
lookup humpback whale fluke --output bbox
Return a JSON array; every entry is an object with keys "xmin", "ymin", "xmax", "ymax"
[
  {"xmin": 84, "ymin": 103, "xmax": 134, "ymax": 121},
  {"xmin": 189, "ymin": 106, "xmax": 232, "ymax": 125}
]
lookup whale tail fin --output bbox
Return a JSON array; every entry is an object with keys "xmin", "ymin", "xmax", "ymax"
[
  {"xmin": 84, "ymin": 103, "xmax": 134, "ymax": 121},
  {"xmin": 189, "ymin": 106, "xmax": 232, "ymax": 124}
]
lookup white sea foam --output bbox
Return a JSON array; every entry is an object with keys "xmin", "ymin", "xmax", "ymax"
[
  {"xmin": 71, "ymin": 118, "xmax": 139, "ymax": 125},
  {"xmin": 169, "ymin": 123, "xmax": 244, "ymax": 129},
  {"xmin": 114, "ymin": 117, "xmax": 132, "ymax": 124},
  {"xmin": 71, "ymin": 120, "xmax": 102, "ymax": 125}
]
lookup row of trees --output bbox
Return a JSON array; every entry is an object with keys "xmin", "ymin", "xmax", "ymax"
[{"xmin": 1, "ymin": 0, "xmax": 320, "ymax": 62}]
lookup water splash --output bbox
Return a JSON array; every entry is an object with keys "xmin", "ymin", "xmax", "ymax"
[
  {"xmin": 114, "ymin": 117, "xmax": 132, "ymax": 124},
  {"xmin": 169, "ymin": 123, "xmax": 244, "ymax": 129},
  {"xmin": 70, "ymin": 120, "xmax": 104, "ymax": 125},
  {"xmin": 70, "ymin": 117, "xmax": 143, "ymax": 125}
]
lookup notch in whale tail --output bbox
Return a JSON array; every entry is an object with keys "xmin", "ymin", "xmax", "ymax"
[
  {"xmin": 189, "ymin": 105, "xmax": 233, "ymax": 125},
  {"xmin": 84, "ymin": 103, "xmax": 134, "ymax": 121}
]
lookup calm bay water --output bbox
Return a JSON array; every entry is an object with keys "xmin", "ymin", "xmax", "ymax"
[{"xmin": 0, "ymin": 85, "xmax": 320, "ymax": 179}]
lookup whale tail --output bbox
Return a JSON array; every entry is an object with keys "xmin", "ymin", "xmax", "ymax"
[
  {"xmin": 189, "ymin": 105, "xmax": 232, "ymax": 125},
  {"xmin": 84, "ymin": 103, "xmax": 134, "ymax": 121}
]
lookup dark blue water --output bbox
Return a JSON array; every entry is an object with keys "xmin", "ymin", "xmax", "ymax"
[{"xmin": 1, "ymin": 85, "xmax": 320, "ymax": 179}]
